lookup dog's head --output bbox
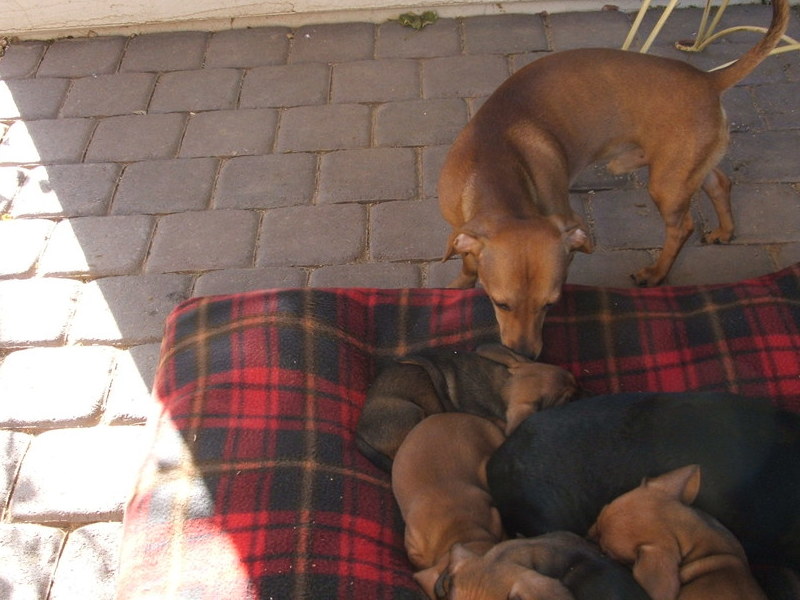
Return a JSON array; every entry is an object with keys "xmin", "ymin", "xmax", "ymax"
[
  {"xmin": 447, "ymin": 216, "xmax": 592, "ymax": 359},
  {"xmin": 420, "ymin": 543, "xmax": 573, "ymax": 600},
  {"xmin": 588, "ymin": 465, "xmax": 702, "ymax": 600}
]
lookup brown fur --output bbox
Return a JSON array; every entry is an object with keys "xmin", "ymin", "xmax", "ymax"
[
  {"xmin": 391, "ymin": 413, "xmax": 506, "ymax": 598},
  {"xmin": 438, "ymin": 0, "xmax": 789, "ymax": 358},
  {"xmin": 589, "ymin": 465, "xmax": 768, "ymax": 600}
]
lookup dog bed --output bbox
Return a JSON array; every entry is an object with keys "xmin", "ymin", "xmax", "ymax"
[{"xmin": 117, "ymin": 263, "xmax": 800, "ymax": 599}]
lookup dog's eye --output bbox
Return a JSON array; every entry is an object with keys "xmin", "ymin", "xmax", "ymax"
[
  {"xmin": 543, "ymin": 302, "xmax": 554, "ymax": 311},
  {"xmin": 493, "ymin": 300, "xmax": 512, "ymax": 312},
  {"xmin": 434, "ymin": 572, "xmax": 452, "ymax": 599}
]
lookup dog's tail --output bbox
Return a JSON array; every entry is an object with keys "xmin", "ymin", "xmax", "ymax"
[{"xmin": 709, "ymin": 0, "xmax": 789, "ymax": 91}]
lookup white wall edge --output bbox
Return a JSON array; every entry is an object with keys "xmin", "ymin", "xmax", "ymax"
[{"xmin": 2, "ymin": 0, "xmax": 782, "ymax": 41}]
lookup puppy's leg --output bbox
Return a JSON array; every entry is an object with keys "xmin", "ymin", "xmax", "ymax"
[{"xmin": 700, "ymin": 167, "xmax": 734, "ymax": 244}]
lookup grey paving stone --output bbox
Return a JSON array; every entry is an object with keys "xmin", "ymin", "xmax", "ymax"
[
  {"xmin": 463, "ymin": 14, "xmax": 549, "ymax": 54},
  {"xmin": 193, "ymin": 267, "xmax": 307, "ymax": 296},
  {"xmin": 9, "ymin": 426, "xmax": 150, "ymax": 523},
  {"xmin": 206, "ymin": 27, "xmax": 291, "ymax": 68},
  {"xmin": 10, "ymin": 163, "xmax": 120, "ymax": 218},
  {"xmin": 257, "ymin": 204, "xmax": 366, "ymax": 266},
  {"xmin": 776, "ymin": 242, "xmax": 800, "ymax": 268},
  {"xmin": 374, "ymin": 98, "xmax": 467, "ymax": 147},
  {"xmin": 422, "ymin": 144, "xmax": 448, "ymax": 198},
  {"xmin": 0, "ymin": 524, "xmax": 65, "ymax": 599},
  {"xmin": 37, "ymin": 36, "xmax": 126, "ymax": 77},
  {"xmin": 146, "ymin": 210, "xmax": 259, "ymax": 273},
  {"xmin": 240, "ymin": 63, "xmax": 330, "ymax": 108},
  {"xmin": 422, "ymin": 55, "xmax": 509, "ymax": 99},
  {"xmin": 696, "ymin": 183, "xmax": 800, "ymax": 244},
  {"xmin": 370, "ymin": 198, "xmax": 450, "ymax": 261},
  {"xmin": 665, "ymin": 243, "xmax": 775, "ymax": 285},
  {"xmin": 1, "ymin": 431, "xmax": 32, "ymax": 520},
  {"xmin": 0, "ymin": 41, "xmax": 45, "ymax": 79},
  {"xmin": 38, "ymin": 215, "xmax": 154, "ymax": 277},
  {"xmin": 0, "ymin": 346, "xmax": 115, "ymax": 428},
  {"xmin": 310, "ymin": 262, "xmax": 421, "ymax": 288},
  {"xmin": 112, "ymin": 158, "xmax": 217, "ymax": 215},
  {"xmin": 331, "ymin": 59, "xmax": 420, "ymax": 103},
  {"xmin": 214, "ymin": 154, "xmax": 315, "ymax": 209},
  {"xmin": 318, "ymin": 147, "xmax": 416, "ymax": 203},
  {"xmin": 376, "ymin": 19, "xmax": 460, "ymax": 58},
  {"xmin": 426, "ymin": 257, "xmax": 462, "ymax": 288},
  {"xmin": 86, "ymin": 113, "xmax": 185, "ymax": 163},
  {"xmin": 752, "ymin": 81, "xmax": 800, "ymax": 129},
  {"xmin": 728, "ymin": 130, "xmax": 800, "ymax": 182},
  {"xmin": 276, "ymin": 104, "xmax": 370, "ymax": 152},
  {"xmin": 120, "ymin": 31, "xmax": 208, "ymax": 72},
  {"xmin": 0, "ymin": 118, "xmax": 95, "ymax": 165},
  {"xmin": 548, "ymin": 10, "xmax": 634, "ymax": 51},
  {"xmin": 0, "ymin": 279, "xmax": 80, "ymax": 348},
  {"xmin": 61, "ymin": 72, "xmax": 156, "ymax": 118},
  {"xmin": 721, "ymin": 86, "xmax": 762, "ymax": 133},
  {"xmin": 49, "ymin": 522, "xmax": 122, "ymax": 600},
  {"xmin": 0, "ymin": 78, "xmax": 69, "ymax": 120},
  {"xmin": 571, "ymin": 163, "xmax": 636, "ymax": 193},
  {"xmin": 566, "ymin": 248, "xmax": 655, "ymax": 287},
  {"xmin": 69, "ymin": 274, "xmax": 191, "ymax": 344},
  {"xmin": 105, "ymin": 343, "xmax": 161, "ymax": 424},
  {"xmin": 589, "ymin": 188, "xmax": 670, "ymax": 249},
  {"xmin": 289, "ymin": 22, "xmax": 374, "ymax": 63},
  {"xmin": 150, "ymin": 68, "xmax": 242, "ymax": 113},
  {"xmin": 0, "ymin": 218, "xmax": 54, "ymax": 278},
  {"xmin": 180, "ymin": 109, "xmax": 277, "ymax": 158}
]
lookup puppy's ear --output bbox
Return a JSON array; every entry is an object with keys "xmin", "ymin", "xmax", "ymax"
[
  {"xmin": 475, "ymin": 343, "xmax": 526, "ymax": 368},
  {"xmin": 452, "ymin": 231, "xmax": 484, "ymax": 256},
  {"xmin": 632, "ymin": 544, "xmax": 681, "ymax": 600},
  {"xmin": 645, "ymin": 464, "xmax": 702, "ymax": 504},
  {"xmin": 509, "ymin": 570, "xmax": 573, "ymax": 600},
  {"xmin": 549, "ymin": 215, "xmax": 594, "ymax": 254},
  {"xmin": 413, "ymin": 567, "xmax": 441, "ymax": 599}
]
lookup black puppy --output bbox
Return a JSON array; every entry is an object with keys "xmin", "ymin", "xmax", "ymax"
[
  {"xmin": 487, "ymin": 392, "xmax": 800, "ymax": 570},
  {"xmin": 356, "ymin": 344, "xmax": 578, "ymax": 471},
  {"xmin": 435, "ymin": 531, "xmax": 649, "ymax": 599}
]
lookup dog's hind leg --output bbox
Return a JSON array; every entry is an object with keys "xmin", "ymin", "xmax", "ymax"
[{"xmin": 700, "ymin": 167, "xmax": 734, "ymax": 244}]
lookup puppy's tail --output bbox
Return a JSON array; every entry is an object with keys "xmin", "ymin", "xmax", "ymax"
[{"xmin": 709, "ymin": 0, "xmax": 789, "ymax": 91}]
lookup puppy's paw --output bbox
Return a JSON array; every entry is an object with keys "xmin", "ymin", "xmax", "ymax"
[{"xmin": 702, "ymin": 228, "xmax": 733, "ymax": 245}]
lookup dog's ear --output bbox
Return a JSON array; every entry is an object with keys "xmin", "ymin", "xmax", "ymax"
[
  {"xmin": 644, "ymin": 464, "xmax": 702, "ymax": 505},
  {"xmin": 632, "ymin": 544, "xmax": 681, "ymax": 600},
  {"xmin": 549, "ymin": 215, "xmax": 594, "ymax": 254},
  {"xmin": 475, "ymin": 343, "xmax": 526, "ymax": 368},
  {"xmin": 509, "ymin": 570, "xmax": 573, "ymax": 600},
  {"xmin": 452, "ymin": 231, "xmax": 484, "ymax": 256}
]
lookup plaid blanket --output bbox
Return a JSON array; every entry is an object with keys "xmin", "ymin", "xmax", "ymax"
[{"xmin": 117, "ymin": 264, "xmax": 800, "ymax": 599}]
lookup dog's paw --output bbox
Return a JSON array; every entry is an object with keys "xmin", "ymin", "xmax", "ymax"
[
  {"xmin": 702, "ymin": 229, "xmax": 733, "ymax": 245},
  {"xmin": 631, "ymin": 267, "xmax": 664, "ymax": 287}
]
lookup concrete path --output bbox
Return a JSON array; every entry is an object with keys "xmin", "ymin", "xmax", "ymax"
[{"xmin": 1, "ymin": 5, "xmax": 799, "ymax": 597}]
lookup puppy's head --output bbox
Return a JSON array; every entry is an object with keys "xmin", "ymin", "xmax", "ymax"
[
  {"xmin": 426, "ymin": 544, "xmax": 574, "ymax": 600},
  {"xmin": 588, "ymin": 465, "xmax": 702, "ymax": 600},
  {"xmin": 449, "ymin": 217, "xmax": 591, "ymax": 359}
]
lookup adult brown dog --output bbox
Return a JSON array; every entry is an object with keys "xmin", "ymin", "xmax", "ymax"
[
  {"xmin": 589, "ymin": 465, "xmax": 768, "ymax": 600},
  {"xmin": 356, "ymin": 344, "xmax": 577, "ymax": 470},
  {"xmin": 438, "ymin": 0, "xmax": 789, "ymax": 358},
  {"xmin": 391, "ymin": 413, "xmax": 506, "ymax": 598},
  {"xmin": 433, "ymin": 532, "xmax": 649, "ymax": 599}
]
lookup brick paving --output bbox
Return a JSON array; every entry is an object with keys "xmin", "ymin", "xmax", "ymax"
[{"xmin": 1, "ymin": 5, "xmax": 799, "ymax": 597}]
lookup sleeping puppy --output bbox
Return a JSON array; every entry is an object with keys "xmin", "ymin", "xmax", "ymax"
[
  {"xmin": 589, "ymin": 465, "xmax": 768, "ymax": 600},
  {"xmin": 391, "ymin": 413, "xmax": 506, "ymax": 598},
  {"xmin": 434, "ymin": 532, "xmax": 649, "ymax": 599},
  {"xmin": 357, "ymin": 343, "xmax": 578, "ymax": 470},
  {"xmin": 487, "ymin": 392, "xmax": 800, "ymax": 570}
]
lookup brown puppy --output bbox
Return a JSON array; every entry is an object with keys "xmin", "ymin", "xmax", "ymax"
[
  {"xmin": 589, "ymin": 465, "xmax": 768, "ymax": 600},
  {"xmin": 438, "ymin": 0, "xmax": 789, "ymax": 358},
  {"xmin": 356, "ymin": 344, "xmax": 577, "ymax": 470},
  {"xmin": 391, "ymin": 413, "xmax": 506, "ymax": 598},
  {"xmin": 433, "ymin": 532, "xmax": 649, "ymax": 600}
]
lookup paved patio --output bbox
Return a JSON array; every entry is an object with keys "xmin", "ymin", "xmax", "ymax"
[{"xmin": 0, "ymin": 4, "xmax": 799, "ymax": 597}]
